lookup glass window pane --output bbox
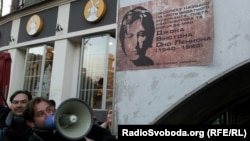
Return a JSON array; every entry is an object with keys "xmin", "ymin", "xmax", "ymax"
[
  {"xmin": 23, "ymin": 45, "xmax": 54, "ymax": 99},
  {"xmin": 79, "ymin": 35, "xmax": 116, "ymax": 109},
  {"xmin": 41, "ymin": 47, "xmax": 54, "ymax": 99},
  {"xmin": 23, "ymin": 46, "xmax": 44, "ymax": 97},
  {"xmin": 106, "ymin": 36, "xmax": 116, "ymax": 109}
]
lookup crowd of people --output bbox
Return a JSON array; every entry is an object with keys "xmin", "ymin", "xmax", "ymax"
[{"xmin": 0, "ymin": 90, "xmax": 117, "ymax": 141}]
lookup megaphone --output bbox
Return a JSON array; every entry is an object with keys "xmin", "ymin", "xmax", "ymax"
[{"xmin": 45, "ymin": 98, "xmax": 93, "ymax": 140}]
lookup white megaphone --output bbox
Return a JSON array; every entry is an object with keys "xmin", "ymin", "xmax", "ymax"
[{"xmin": 45, "ymin": 98, "xmax": 93, "ymax": 140}]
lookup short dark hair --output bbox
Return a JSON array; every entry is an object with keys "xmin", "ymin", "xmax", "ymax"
[
  {"xmin": 119, "ymin": 6, "xmax": 155, "ymax": 54},
  {"xmin": 10, "ymin": 90, "xmax": 32, "ymax": 103},
  {"xmin": 23, "ymin": 97, "xmax": 50, "ymax": 122},
  {"xmin": 49, "ymin": 99, "xmax": 56, "ymax": 107}
]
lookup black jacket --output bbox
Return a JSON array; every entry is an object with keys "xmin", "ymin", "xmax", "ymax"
[
  {"xmin": 1, "ymin": 111, "xmax": 33, "ymax": 141},
  {"xmin": 28, "ymin": 124, "xmax": 117, "ymax": 141}
]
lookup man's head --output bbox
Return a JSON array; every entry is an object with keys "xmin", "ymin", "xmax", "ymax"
[
  {"xmin": 106, "ymin": 108, "xmax": 112, "ymax": 124},
  {"xmin": 119, "ymin": 6, "xmax": 155, "ymax": 60},
  {"xmin": 10, "ymin": 90, "xmax": 32, "ymax": 116},
  {"xmin": 23, "ymin": 97, "xmax": 54, "ymax": 129},
  {"xmin": 49, "ymin": 99, "xmax": 56, "ymax": 112}
]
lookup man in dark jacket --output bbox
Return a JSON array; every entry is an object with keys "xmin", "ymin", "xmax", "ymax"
[
  {"xmin": 1, "ymin": 90, "xmax": 33, "ymax": 141},
  {"xmin": 23, "ymin": 97, "xmax": 117, "ymax": 141}
]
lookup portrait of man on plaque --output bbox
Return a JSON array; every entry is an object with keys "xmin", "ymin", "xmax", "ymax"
[
  {"xmin": 117, "ymin": 0, "xmax": 214, "ymax": 71},
  {"xmin": 119, "ymin": 6, "xmax": 155, "ymax": 67}
]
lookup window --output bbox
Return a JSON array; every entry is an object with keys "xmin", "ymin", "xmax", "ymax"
[
  {"xmin": 78, "ymin": 34, "xmax": 116, "ymax": 109},
  {"xmin": 23, "ymin": 45, "xmax": 54, "ymax": 99}
]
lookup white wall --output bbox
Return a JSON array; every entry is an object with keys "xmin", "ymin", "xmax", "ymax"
[
  {"xmin": 8, "ymin": 49, "xmax": 26, "ymax": 104},
  {"xmin": 49, "ymin": 39, "xmax": 81, "ymax": 108},
  {"xmin": 114, "ymin": 0, "xmax": 250, "ymax": 128}
]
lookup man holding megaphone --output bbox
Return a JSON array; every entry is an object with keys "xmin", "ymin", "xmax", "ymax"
[{"xmin": 23, "ymin": 97, "xmax": 117, "ymax": 141}]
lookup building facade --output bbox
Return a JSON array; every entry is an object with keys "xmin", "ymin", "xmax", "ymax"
[
  {"xmin": 0, "ymin": 0, "xmax": 117, "ymax": 125},
  {"xmin": 0, "ymin": 0, "xmax": 250, "ymax": 136}
]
